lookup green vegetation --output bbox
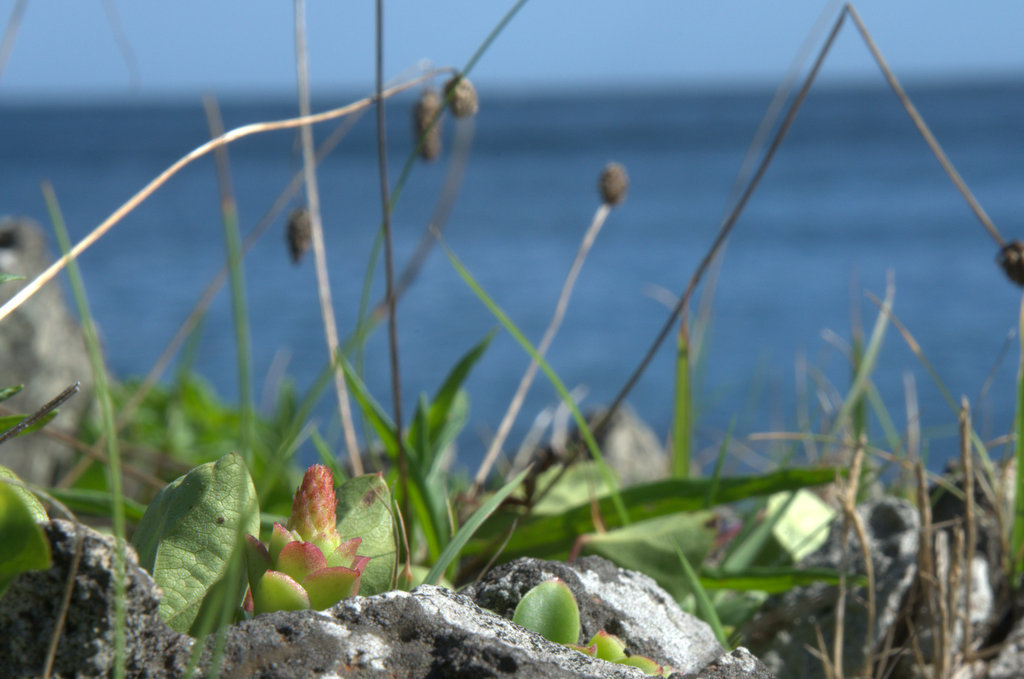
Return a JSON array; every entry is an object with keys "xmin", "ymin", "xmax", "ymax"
[{"xmin": 2, "ymin": 4, "xmax": 1024, "ymax": 679}]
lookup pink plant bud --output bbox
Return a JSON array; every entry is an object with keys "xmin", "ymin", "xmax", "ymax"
[{"xmin": 288, "ymin": 465, "xmax": 339, "ymax": 542}]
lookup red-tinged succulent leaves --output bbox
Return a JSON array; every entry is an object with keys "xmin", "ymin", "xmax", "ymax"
[
  {"xmin": 277, "ymin": 541, "xmax": 328, "ymax": 583},
  {"xmin": 303, "ymin": 566, "xmax": 362, "ymax": 610},
  {"xmin": 246, "ymin": 466, "xmax": 373, "ymax": 615},
  {"xmin": 269, "ymin": 522, "xmax": 297, "ymax": 563},
  {"xmin": 288, "ymin": 464, "xmax": 339, "ymax": 546},
  {"xmin": 252, "ymin": 570, "xmax": 310, "ymax": 615},
  {"xmin": 244, "ymin": 533, "xmax": 272, "ymax": 589},
  {"xmin": 616, "ymin": 655, "xmax": 664, "ymax": 675},
  {"xmin": 588, "ymin": 630, "xmax": 627, "ymax": 662},
  {"xmin": 325, "ymin": 537, "xmax": 361, "ymax": 568}
]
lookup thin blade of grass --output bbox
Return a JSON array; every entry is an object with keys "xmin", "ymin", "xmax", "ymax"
[
  {"xmin": 424, "ymin": 465, "xmax": 531, "ymax": 586},
  {"xmin": 203, "ymin": 96, "xmax": 254, "ymax": 468},
  {"xmin": 828, "ymin": 275, "xmax": 893, "ymax": 439},
  {"xmin": 674, "ymin": 543, "xmax": 729, "ymax": 648},
  {"xmin": 1013, "ymin": 290, "xmax": 1024, "ymax": 576},
  {"xmin": 672, "ymin": 320, "xmax": 692, "ymax": 478},
  {"xmin": 437, "ymin": 236, "xmax": 628, "ymax": 526},
  {"xmin": 700, "ymin": 566, "xmax": 863, "ymax": 593},
  {"xmin": 43, "ymin": 182, "xmax": 127, "ymax": 679}
]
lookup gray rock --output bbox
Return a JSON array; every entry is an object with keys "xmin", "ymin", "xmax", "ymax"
[
  {"xmin": 214, "ymin": 587, "xmax": 649, "ymax": 679},
  {"xmin": 463, "ymin": 555, "xmax": 725, "ymax": 675},
  {"xmin": 745, "ymin": 497, "xmax": 920, "ymax": 679},
  {"xmin": 0, "ymin": 519, "xmax": 191, "ymax": 679},
  {"xmin": 3, "ymin": 520, "xmax": 775, "ymax": 678},
  {"xmin": 0, "ymin": 217, "xmax": 93, "ymax": 485},
  {"xmin": 674, "ymin": 647, "xmax": 778, "ymax": 679}
]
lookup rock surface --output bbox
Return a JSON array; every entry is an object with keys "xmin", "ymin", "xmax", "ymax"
[
  {"xmin": 463, "ymin": 555, "xmax": 725, "ymax": 674},
  {"xmin": 0, "ymin": 217, "xmax": 93, "ymax": 485},
  {"xmin": 0, "ymin": 519, "xmax": 191, "ymax": 679},
  {"xmin": 1, "ymin": 519, "xmax": 777, "ymax": 678}
]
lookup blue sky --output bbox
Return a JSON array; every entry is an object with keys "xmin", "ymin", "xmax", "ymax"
[{"xmin": 1, "ymin": 1, "xmax": 1022, "ymax": 99}]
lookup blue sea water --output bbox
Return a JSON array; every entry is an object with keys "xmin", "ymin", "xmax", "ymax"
[{"xmin": 2, "ymin": 80, "xmax": 1023, "ymax": 473}]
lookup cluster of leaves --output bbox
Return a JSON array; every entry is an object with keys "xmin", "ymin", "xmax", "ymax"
[{"xmin": 512, "ymin": 579, "xmax": 668, "ymax": 676}]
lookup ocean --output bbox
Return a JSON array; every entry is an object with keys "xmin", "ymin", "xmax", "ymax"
[{"xmin": 2, "ymin": 80, "xmax": 1023, "ymax": 474}]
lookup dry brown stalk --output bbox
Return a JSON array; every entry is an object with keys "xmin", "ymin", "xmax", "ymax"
[
  {"xmin": 959, "ymin": 397, "xmax": 976, "ymax": 662},
  {"xmin": 472, "ymin": 200, "xmax": 615, "ymax": 494},
  {"xmin": 293, "ymin": 0, "xmax": 362, "ymax": 475},
  {"xmin": 844, "ymin": 3, "xmax": 1004, "ymax": 249},
  {"xmin": 0, "ymin": 73, "xmax": 437, "ymax": 326}
]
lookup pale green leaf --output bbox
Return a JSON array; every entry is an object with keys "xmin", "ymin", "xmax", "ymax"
[
  {"xmin": 0, "ymin": 479, "xmax": 52, "ymax": 597},
  {"xmin": 130, "ymin": 452, "xmax": 259, "ymax": 634},
  {"xmin": 0, "ymin": 466, "xmax": 48, "ymax": 522},
  {"xmin": 335, "ymin": 473, "xmax": 396, "ymax": 596}
]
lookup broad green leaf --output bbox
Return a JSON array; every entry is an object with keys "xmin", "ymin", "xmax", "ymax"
[
  {"xmin": 130, "ymin": 452, "xmax": 259, "ymax": 634},
  {"xmin": 335, "ymin": 473, "xmax": 395, "ymax": 596},
  {"xmin": 578, "ymin": 512, "xmax": 716, "ymax": 603},
  {"xmin": 470, "ymin": 468, "xmax": 838, "ymax": 561},
  {"xmin": 0, "ymin": 466, "xmax": 48, "ymax": 522},
  {"xmin": 0, "ymin": 385, "xmax": 23, "ymax": 402},
  {"xmin": 0, "ymin": 412, "xmax": 59, "ymax": 439},
  {"xmin": 0, "ymin": 479, "xmax": 52, "ymax": 597}
]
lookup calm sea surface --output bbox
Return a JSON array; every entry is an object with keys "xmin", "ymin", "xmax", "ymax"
[{"xmin": 2, "ymin": 81, "xmax": 1023, "ymax": 473}]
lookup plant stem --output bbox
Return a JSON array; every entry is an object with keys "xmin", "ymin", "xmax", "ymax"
[
  {"xmin": 374, "ymin": 0, "xmax": 409, "ymax": 516},
  {"xmin": 43, "ymin": 181, "xmax": 127, "ymax": 679},
  {"xmin": 203, "ymin": 95, "xmax": 254, "ymax": 466},
  {"xmin": 473, "ymin": 202, "xmax": 612, "ymax": 493},
  {"xmin": 293, "ymin": 0, "xmax": 362, "ymax": 474}
]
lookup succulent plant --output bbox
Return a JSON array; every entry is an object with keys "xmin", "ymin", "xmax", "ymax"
[
  {"xmin": 244, "ymin": 464, "xmax": 370, "ymax": 615},
  {"xmin": 513, "ymin": 579, "xmax": 669, "ymax": 676}
]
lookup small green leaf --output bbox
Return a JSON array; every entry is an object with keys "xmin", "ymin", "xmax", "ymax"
[
  {"xmin": 0, "ymin": 466, "xmax": 48, "ymax": 522},
  {"xmin": 513, "ymin": 579, "xmax": 581, "ymax": 645},
  {"xmin": 0, "ymin": 411, "xmax": 59, "ymax": 440},
  {"xmin": 0, "ymin": 479, "xmax": 52, "ymax": 597},
  {"xmin": 130, "ymin": 452, "xmax": 259, "ymax": 634},
  {"xmin": 0, "ymin": 385, "xmax": 24, "ymax": 402},
  {"xmin": 0, "ymin": 273, "xmax": 25, "ymax": 285},
  {"xmin": 335, "ymin": 473, "xmax": 395, "ymax": 596}
]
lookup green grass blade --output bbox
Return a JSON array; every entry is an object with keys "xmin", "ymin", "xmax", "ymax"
[
  {"xmin": 829, "ymin": 282, "xmax": 893, "ymax": 439},
  {"xmin": 424, "ymin": 465, "xmax": 531, "ymax": 586},
  {"xmin": 699, "ymin": 566, "xmax": 863, "ymax": 593},
  {"xmin": 671, "ymin": 328, "xmax": 692, "ymax": 478},
  {"xmin": 43, "ymin": 487, "xmax": 147, "ymax": 523},
  {"xmin": 1013, "ymin": 292, "xmax": 1024, "ymax": 575},
  {"xmin": 703, "ymin": 417, "xmax": 734, "ymax": 510},
  {"xmin": 438, "ymin": 239, "xmax": 628, "ymax": 526},
  {"xmin": 674, "ymin": 543, "xmax": 729, "ymax": 648},
  {"xmin": 44, "ymin": 182, "xmax": 127, "ymax": 678}
]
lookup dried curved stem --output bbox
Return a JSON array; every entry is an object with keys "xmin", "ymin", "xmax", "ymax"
[
  {"xmin": 472, "ymin": 202, "xmax": 613, "ymax": 494},
  {"xmin": 0, "ymin": 73, "xmax": 436, "ymax": 325}
]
